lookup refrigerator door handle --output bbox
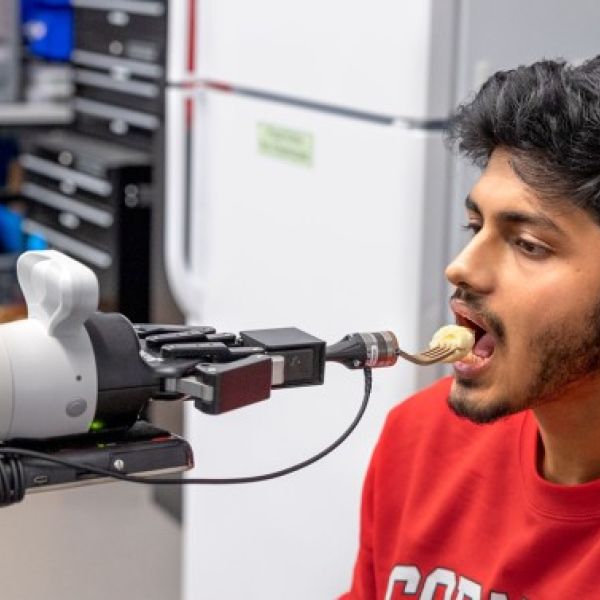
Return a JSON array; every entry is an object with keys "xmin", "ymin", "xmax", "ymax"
[{"xmin": 165, "ymin": 87, "xmax": 205, "ymax": 320}]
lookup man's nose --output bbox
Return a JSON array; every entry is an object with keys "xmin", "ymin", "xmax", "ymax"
[{"xmin": 445, "ymin": 233, "xmax": 495, "ymax": 293}]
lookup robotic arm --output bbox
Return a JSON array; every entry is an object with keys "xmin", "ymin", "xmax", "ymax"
[{"xmin": 0, "ymin": 250, "xmax": 401, "ymax": 505}]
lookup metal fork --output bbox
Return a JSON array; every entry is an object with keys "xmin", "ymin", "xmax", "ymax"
[{"xmin": 395, "ymin": 345, "xmax": 456, "ymax": 366}]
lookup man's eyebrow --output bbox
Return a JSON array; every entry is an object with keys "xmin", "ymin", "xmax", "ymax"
[{"xmin": 464, "ymin": 195, "xmax": 565, "ymax": 235}]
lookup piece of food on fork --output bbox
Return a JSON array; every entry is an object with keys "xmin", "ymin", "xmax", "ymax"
[
  {"xmin": 428, "ymin": 324, "xmax": 476, "ymax": 363},
  {"xmin": 393, "ymin": 324, "xmax": 475, "ymax": 366}
]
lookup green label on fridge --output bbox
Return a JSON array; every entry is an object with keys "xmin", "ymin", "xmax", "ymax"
[{"xmin": 258, "ymin": 123, "xmax": 313, "ymax": 166}]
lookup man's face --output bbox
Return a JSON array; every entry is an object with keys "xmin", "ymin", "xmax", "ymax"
[{"xmin": 445, "ymin": 148, "xmax": 600, "ymax": 423}]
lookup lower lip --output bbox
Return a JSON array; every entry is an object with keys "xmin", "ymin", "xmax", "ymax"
[{"xmin": 452, "ymin": 352, "xmax": 494, "ymax": 378}]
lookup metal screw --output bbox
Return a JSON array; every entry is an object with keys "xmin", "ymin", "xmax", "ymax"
[
  {"xmin": 124, "ymin": 194, "xmax": 139, "ymax": 208},
  {"xmin": 113, "ymin": 459, "xmax": 125, "ymax": 471},
  {"xmin": 110, "ymin": 119, "xmax": 128, "ymax": 135},
  {"xmin": 60, "ymin": 180, "xmax": 77, "ymax": 195},
  {"xmin": 352, "ymin": 359, "xmax": 362, "ymax": 368},
  {"xmin": 58, "ymin": 151, "xmax": 73, "ymax": 166},
  {"xmin": 109, "ymin": 40, "xmax": 124, "ymax": 55}
]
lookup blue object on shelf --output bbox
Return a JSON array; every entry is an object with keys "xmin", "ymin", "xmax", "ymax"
[
  {"xmin": 21, "ymin": 0, "xmax": 71, "ymax": 23},
  {"xmin": 0, "ymin": 204, "xmax": 24, "ymax": 253},
  {"xmin": 26, "ymin": 233, "xmax": 48, "ymax": 250},
  {"xmin": 0, "ymin": 205, "xmax": 48, "ymax": 253},
  {"xmin": 37, "ymin": 0, "xmax": 71, "ymax": 5},
  {"xmin": 20, "ymin": 0, "xmax": 37, "ymax": 24},
  {"xmin": 24, "ymin": 6, "xmax": 73, "ymax": 62}
]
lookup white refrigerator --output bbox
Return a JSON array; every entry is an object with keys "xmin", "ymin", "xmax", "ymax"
[{"xmin": 163, "ymin": 1, "xmax": 600, "ymax": 598}]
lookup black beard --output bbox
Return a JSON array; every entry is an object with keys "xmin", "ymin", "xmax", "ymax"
[
  {"xmin": 449, "ymin": 382, "xmax": 514, "ymax": 424},
  {"xmin": 448, "ymin": 294, "xmax": 600, "ymax": 425}
]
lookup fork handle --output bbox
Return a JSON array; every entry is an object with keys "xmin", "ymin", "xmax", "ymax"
[{"xmin": 326, "ymin": 331, "xmax": 399, "ymax": 369}]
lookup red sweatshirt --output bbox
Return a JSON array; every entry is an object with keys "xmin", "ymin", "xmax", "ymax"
[{"xmin": 340, "ymin": 377, "xmax": 600, "ymax": 599}]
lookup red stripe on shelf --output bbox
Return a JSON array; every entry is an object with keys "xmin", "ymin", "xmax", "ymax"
[
  {"xmin": 205, "ymin": 80, "xmax": 233, "ymax": 92},
  {"xmin": 187, "ymin": 0, "xmax": 197, "ymax": 74}
]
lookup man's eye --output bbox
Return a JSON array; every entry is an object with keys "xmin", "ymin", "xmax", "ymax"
[
  {"xmin": 514, "ymin": 237, "xmax": 551, "ymax": 258},
  {"xmin": 461, "ymin": 223, "xmax": 481, "ymax": 236}
]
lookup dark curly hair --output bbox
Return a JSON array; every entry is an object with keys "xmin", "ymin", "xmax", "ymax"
[{"xmin": 447, "ymin": 56, "xmax": 600, "ymax": 223}]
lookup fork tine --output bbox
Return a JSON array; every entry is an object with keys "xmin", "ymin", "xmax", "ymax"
[
  {"xmin": 396, "ymin": 347, "xmax": 450, "ymax": 366},
  {"xmin": 417, "ymin": 350, "xmax": 454, "ymax": 363},
  {"xmin": 420, "ymin": 346, "xmax": 453, "ymax": 359}
]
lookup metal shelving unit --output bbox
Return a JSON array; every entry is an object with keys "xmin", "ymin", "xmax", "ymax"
[{"xmin": 0, "ymin": 102, "xmax": 73, "ymax": 126}]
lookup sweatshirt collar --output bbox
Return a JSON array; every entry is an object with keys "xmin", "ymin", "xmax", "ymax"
[{"xmin": 520, "ymin": 411, "xmax": 600, "ymax": 520}]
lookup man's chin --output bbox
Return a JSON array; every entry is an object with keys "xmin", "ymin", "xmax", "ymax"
[{"xmin": 448, "ymin": 381, "xmax": 514, "ymax": 424}]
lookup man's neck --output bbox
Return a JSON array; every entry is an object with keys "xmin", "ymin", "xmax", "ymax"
[{"xmin": 534, "ymin": 377, "xmax": 600, "ymax": 485}]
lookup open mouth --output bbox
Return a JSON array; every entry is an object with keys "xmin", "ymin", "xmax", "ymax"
[{"xmin": 454, "ymin": 312, "xmax": 496, "ymax": 368}]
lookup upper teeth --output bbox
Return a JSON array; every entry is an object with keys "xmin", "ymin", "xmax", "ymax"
[{"xmin": 429, "ymin": 325, "xmax": 476, "ymax": 363}]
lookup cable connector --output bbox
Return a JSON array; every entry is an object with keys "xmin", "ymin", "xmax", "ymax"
[{"xmin": 326, "ymin": 331, "xmax": 399, "ymax": 369}]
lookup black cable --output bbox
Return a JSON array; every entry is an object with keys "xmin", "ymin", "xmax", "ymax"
[
  {"xmin": 0, "ymin": 454, "xmax": 25, "ymax": 506},
  {"xmin": 0, "ymin": 368, "xmax": 372, "ymax": 491}
]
